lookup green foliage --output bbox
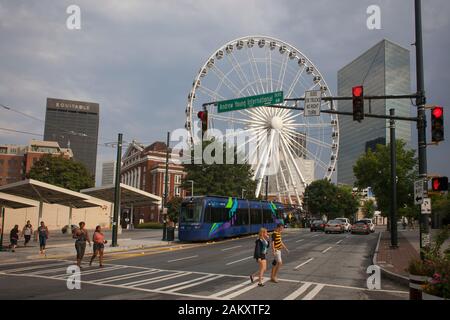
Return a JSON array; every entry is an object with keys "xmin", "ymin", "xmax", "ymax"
[
  {"xmin": 181, "ymin": 140, "xmax": 257, "ymax": 198},
  {"xmin": 28, "ymin": 155, "xmax": 94, "ymax": 191},
  {"xmin": 135, "ymin": 222, "xmax": 164, "ymax": 229},
  {"xmin": 353, "ymin": 140, "xmax": 417, "ymax": 216},
  {"xmin": 431, "ymin": 193, "xmax": 450, "ymax": 226},
  {"xmin": 166, "ymin": 196, "xmax": 183, "ymax": 223},
  {"xmin": 361, "ymin": 199, "xmax": 376, "ymax": 219},
  {"xmin": 304, "ymin": 180, "xmax": 359, "ymax": 220}
]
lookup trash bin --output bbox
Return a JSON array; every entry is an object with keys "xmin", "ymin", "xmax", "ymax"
[{"xmin": 167, "ymin": 226, "xmax": 175, "ymax": 241}]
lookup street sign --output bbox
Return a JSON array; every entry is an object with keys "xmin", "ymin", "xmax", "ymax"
[
  {"xmin": 217, "ymin": 91, "xmax": 283, "ymax": 113},
  {"xmin": 304, "ymin": 90, "xmax": 322, "ymax": 117},
  {"xmin": 421, "ymin": 197, "xmax": 431, "ymax": 214},
  {"xmin": 414, "ymin": 179, "xmax": 424, "ymax": 205}
]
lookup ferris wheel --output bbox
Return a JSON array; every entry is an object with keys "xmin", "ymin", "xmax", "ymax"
[{"xmin": 185, "ymin": 36, "xmax": 339, "ymax": 205}]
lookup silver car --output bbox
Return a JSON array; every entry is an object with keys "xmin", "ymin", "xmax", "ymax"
[
  {"xmin": 324, "ymin": 220, "xmax": 344, "ymax": 234},
  {"xmin": 360, "ymin": 219, "xmax": 375, "ymax": 233}
]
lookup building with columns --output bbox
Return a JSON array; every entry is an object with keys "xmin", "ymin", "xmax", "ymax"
[{"xmin": 120, "ymin": 140, "xmax": 187, "ymax": 223}]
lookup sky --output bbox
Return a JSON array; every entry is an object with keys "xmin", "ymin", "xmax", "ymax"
[{"xmin": 0, "ymin": 0, "xmax": 449, "ymax": 186}]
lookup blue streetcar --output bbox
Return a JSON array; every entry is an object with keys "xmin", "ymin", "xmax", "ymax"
[{"xmin": 178, "ymin": 196, "xmax": 286, "ymax": 242}]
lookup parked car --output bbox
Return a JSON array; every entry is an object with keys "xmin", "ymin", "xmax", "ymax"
[
  {"xmin": 335, "ymin": 217, "xmax": 352, "ymax": 232},
  {"xmin": 351, "ymin": 220, "xmax": 371, "ymax": 235},
  {"xmin": 310, "ymin": 220, "xmax": 326, "ymax": 232},
  {"xmin": 360, "ymin": 218, "xmax": 375, "ymax": 232},
  {"xmin": 324, "ymin": 220, "xmax": 344, "ymax": 234}
]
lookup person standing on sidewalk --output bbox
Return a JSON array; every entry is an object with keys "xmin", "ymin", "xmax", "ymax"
[
  {"xmin": 250, "ymin": 227, "xmax": 270, "ymax": 287},
  {"xmin": 37, "ymin": 221, "xmax": 49, "ymax": 254},
  {"xmin": 73, "ymin": 221, "xmax": 91, "ymax": 268},
  {"xmin": 9, "ymin": 225, "xmax": 19, "ymax": 252},
  {"xmin": 22, "ymin": 220, "xmax": 33, "ymax": 247},
  {"xmin": 270, "ymin": 223, "xmax": 289, "ymax": 283},
  {"xmin": 89, "ymin": 225, "xmax": 107, "ymax": 268}
]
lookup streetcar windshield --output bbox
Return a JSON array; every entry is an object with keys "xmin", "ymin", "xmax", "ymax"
[{"xmin": 180, "ymin": 201, "xmax": 203, "ymax": 223}]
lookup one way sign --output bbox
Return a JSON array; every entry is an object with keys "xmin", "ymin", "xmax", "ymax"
[{"xmin": 414, "ymin": 180, "xmax": 424, "ymax": 205}]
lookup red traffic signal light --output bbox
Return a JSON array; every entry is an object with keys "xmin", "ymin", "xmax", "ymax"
[
  {"xmin": 197, "ymin": 110, "xmax": 208, "ymax": 135},
  {"xmin": 352, "ymin": 85, "xmax": 364, "ymax": 122},
  {"xmin": 431, "ymin": 177, "xmax": 448, "ymax": 192},
  {"xmin": 431, "ymin": 106, "xmax": 444, "ymax": 143}
]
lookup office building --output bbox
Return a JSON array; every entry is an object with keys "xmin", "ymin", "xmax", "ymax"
[
  {"xmin": 43, "ymin": 98, "xmax": 99, "ymax": 179},
  {"xmin": 337, "ymin": 39, "xmax": 412, "ymax": 185}
]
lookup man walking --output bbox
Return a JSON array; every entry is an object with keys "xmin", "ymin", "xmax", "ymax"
[{"xmin": 271, "ymin": 223, "xmax": 289, "ymax": 283}]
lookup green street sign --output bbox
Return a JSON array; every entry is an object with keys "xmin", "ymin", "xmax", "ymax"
[{"xmin": 217, "ymin": 91, "xmax": 284, "ymax": 113}]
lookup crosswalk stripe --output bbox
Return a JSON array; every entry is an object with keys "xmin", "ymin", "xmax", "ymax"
[
  {"xmin": 221, "ymin": 278, "xmax": 269, "ymax": 299},
  {"xmin": 53, "ymin": 265, "xmax": 126, "ymax": 279},
  {"xmin": 155, "ymin": 274, "xmax": 213, "ymax": 291},
  {"xmin": 169, "ymin": 275, "xmax": 224, "ymax": 293},
  {"xmin": 4, "ymin": 262, "xmax": 70, "ymax": 274},
  {"xmin": 302, "ymin": 284, "xmax": 325, "ymax": 300},
  {"xmin": 92, "ymin": 269, "xmax": 161, "ymax": 284},
  {"xmin": 283, "ymin": 282, "xmax": 313, "ymax": 300},
  {"xmin": 209, "ymin": 279, "xmax": 249, "ymax": 298},
  {"xmin": 124, "ymin": 272, "xmax": 189, "ymax": 287}
]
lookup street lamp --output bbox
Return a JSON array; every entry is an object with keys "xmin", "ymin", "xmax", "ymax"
[{"xmin": 187, "ymin": 180, "xmax": 194, "ymax": 197}]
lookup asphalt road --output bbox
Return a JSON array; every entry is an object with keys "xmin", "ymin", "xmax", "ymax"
[{"xmin": 0, "ymin": 228, "xmax": 409, "ymax": 300}]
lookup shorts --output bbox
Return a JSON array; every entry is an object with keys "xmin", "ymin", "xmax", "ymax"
[
  {"xmin": 24, "ymin": 235, "xmax": 31, "ymax": 243},
  {"xmin": 39, "ymin": 236, "xmax": 47, "ymax": 247},
  {"xmin": 93, "ymin": 243, "xmax": 104, "ymax": 252},
  {"xmin": 274, "ymin": 250, "xmax": 282, "ymax": 263},
  {"xmin": 256, "ymin": 254, "xmax": 266, "ymax": 261},
  {"xmin": 10, "ymin": 239, "xmax": 18, "ymax": 246},
  {"xmin": 75, "ymin": 241, "xmax": 86, "ymax": 260}
]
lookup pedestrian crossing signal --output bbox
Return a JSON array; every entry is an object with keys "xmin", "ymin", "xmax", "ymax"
[{"xmin": 431, "ymin": 177, "xmax": 448, "ymax": 192}]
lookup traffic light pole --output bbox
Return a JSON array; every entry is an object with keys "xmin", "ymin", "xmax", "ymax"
[
  {"xmin": 111, "ymin": 133, "xmax": 123, "ymax": 247},
  {"xmin": 415, "ymin": 0, "xmax": 429, "ymax": 258},
  {"xmin": 390, "ymin": 109, "xmax": 398, "ymax": 248}
]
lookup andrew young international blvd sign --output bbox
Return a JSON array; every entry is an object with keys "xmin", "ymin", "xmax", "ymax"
[{"xmin": 217, "ymin": 91, "xmax": 284, "ymax": 113}]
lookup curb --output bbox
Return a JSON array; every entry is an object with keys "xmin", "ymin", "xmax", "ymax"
[{"xmin": 372, "ymin": 231, "xmax": 409, "ymax": 287}]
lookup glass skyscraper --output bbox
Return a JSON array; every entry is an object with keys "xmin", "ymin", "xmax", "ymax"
[
  {"xmin": 337, "ymin": 39, "xmax": 411, "ymax": 185},
  {"xmin": 44, "ymin": 98, "xmax": 99, "ymax": 179}
]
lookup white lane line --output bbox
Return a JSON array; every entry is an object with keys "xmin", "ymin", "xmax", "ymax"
[
  {"xmin": 168, "ymin": 275, "xmax": 224, "ymax": 293},
  {"xmin": 156, "ymin": 274, "xmax": 214, "ymax": 291},
  {"xmin": 128, "ymin": 272, "xmax": 190, "ymax": 287},
  {"xmin": 221, "ymin": 245, "xmax": 242, "ymax": 252},
  {"xmin": 302, "ymin": 284, "xmax": 325, "ymax": 300},
  {"xmin": 221, "ymin": 278, "xmax": 269, "ymax": 299},
  {"xmin": 167, "ymin": 255, "xmax": 198, "ymax": 263},
  {"xmin": 336, "ymin": 240, "xmax": 343, "ymax": 244},
  {"xmin": 295, "ymin": 239, "xmax": 305, "ymax": 243},
  {"xmin": 209, "ymin": 279, "xmax": 250, "ymax": 298},
  {"xmin": 93, "ymin": 269, "xmax": 161, "ymax": 284},
  {"xmin": 226, "ymin": 256, "xmax": 253, "ymax": 266},
  {"xmin": 322, "ymin": 246, "xmax": 333, "ymax": 253},
  {"xmin": 312, "ymin": 234, "xmax": 320, "ymax": 238},
  {"xmin": 283, "ymin": 282, "xmax": 313, "ymax": 300},
  {"xmin": 294, "ymin": 258, "xmax": 314, "ymax": 270}
]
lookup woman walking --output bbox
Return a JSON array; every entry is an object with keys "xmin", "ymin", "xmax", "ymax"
[
  {"xmin": 10, "ymin": 225, "xmax": 19, "ymax": 252},
  {"xmin": 22, "ymin": 220, "xmax": 33, "ymax": 247},
  {"xmin": 250, "ymin": 228, "xmax": 270, "ymax": 287},
  {"xmin": 37, "ymin": 221, "xmax": 49, "ymax": 254},
  {"xmin": 73, "ymin": 221, "xmax": 91, "ymax": 268},
  {"xmin": 89, "ymin": 225, "xmax": 107, "ymax": 268}
]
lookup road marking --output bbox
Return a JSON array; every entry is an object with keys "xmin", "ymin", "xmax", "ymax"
[
  {"xmin": 209, "ymin": 279, "xmax": 250, "ymax": 298},
  {"xmin": 167, "ymin": 255, "xmax": 198, "ymax": 263},
  {"xmin": 126, "ymin": 272, "xmax": 190, "ymax": 287},
  {"xmin": 156, "ymin": 274, "xmax": 215, "ymax": 291},
  {"xmin": 283, "ymin": 282, "xmax": 313, "ymax": 300},
  {"xmin": 168, "ymin": 275, "xmax": 224, "ymax": 293},
  {"xmin": 312, "ymin": 234, "xmax": 320, "ymax": 238},
  {"xmin": 226, "ymin": 256, "xmax": 253, "ymax": 266},
  {"xmin": 294, "ymin": 258, "xmax": 314, "ymax": 270},
  {"xmin": 221, "ymin": 278, "xmax": 269, "ymax": 299},
  {"xmin": 302, "ymin": 284, "xmax": 325, "ymax": 300},
  {"xmin": 336, "ymin": 240, "xmax": 343, "ymax": 244},
  {"xmin": 4, "ymin": 261, "xmax": 70, "ymax": 274},
  {"xmin": 295, "ymin": 239, "xmax": 305, "ymax": 243},
  {"xmin": 54, "ymin": 265, "xmax": 126, "ymax": 278},
  {"xmin": 221, "ymin": 245, "xmax": 242, "ymax": 252},
  {"xmin": 92, "ymin": 269, "xmax": 161, "ymax": 284},
  {"xmin": 322, "ymin": 246, "xmax": 333, "ymax": 253}
]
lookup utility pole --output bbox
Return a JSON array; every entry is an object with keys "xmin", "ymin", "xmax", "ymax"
[
  {"xmin": 265, "ymin": 176, "xmax": 269, "ymax": 200},
  {"xmin": 111, "ymin": 133, "xmax": 122, "ymax": 247},
  {"xmin": 415, "ymin": 0, "xmax": 429, "ymax": 258},
  {"xmin": 390, "ymin": 109, "xmax": 398, "ymax": 248},
  {"xmin": 162, "ymin": 131, "xmax": 170, "ymax": 241},
  {"xmin": 0, "ymin": 207, "xmax": 4, "ymax": 251}
]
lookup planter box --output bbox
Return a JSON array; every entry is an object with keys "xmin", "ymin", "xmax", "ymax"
[{"xmin": 422, "ymin": 292, "xmax": 446, "ymax": 300}]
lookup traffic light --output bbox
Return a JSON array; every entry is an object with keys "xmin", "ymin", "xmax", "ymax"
[
  {"xmin": 431, "ymin": 106, "xmax": 444, "ymax": 143},
  {"xmin": 431, "ymin": 177, "xmax": 448, "ymax": 192},
  {"xmin": 197, "ymin": 110, "xmax": 208, "ymax": 136},
  {"xmin": 352, "ymin": 85, "xmax": 364, "ymax": 122}
]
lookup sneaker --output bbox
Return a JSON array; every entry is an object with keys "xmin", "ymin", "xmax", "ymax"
[
  {"xmin": 258, "ymin": 283, "xmax": 265, "ymax": 287},
  {"xmin": 250, "ymin": 275, "xmax": 254, "ymax": 283}
]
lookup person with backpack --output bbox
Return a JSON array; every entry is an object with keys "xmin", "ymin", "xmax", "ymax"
[
  {"xmin": 250, "ymin": 227, "xmax": 270, "ymax": 287},
  {"xmin": 10, "ymin": 225, "xmax": 19, "ymax": 252},
  {"xmin": 22, "ymin": 220, "xmax": 33, "ymax": 247},
  {"xmin": 89, "ymin": 225, "xmax": 107, "ymax": 268},
  {"xmin": 73, "ymin": 221, "xmax": 91, "ymax": 268},
  {"xmin": 37, "ymin": 221, "xmax": 49, "ymax": 254}
]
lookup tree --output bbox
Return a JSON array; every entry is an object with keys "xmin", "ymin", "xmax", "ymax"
[
  {"xmin": 166, "ymin": 196, "xmax": 183, "ymax": 223},
  {"xmin": 28, "ymin": 155, "xmax": 94, "ymax": 191},
  {"xmin": 181, "ymin": 140, "xmax": 257, "ymax": 198},
  {"xmin": 304, "ymin": 180, "xmax": 359, "ymax": 220},
  {"xmin": 353, "ymin": 140, "xmax": 417, "ymax": 217},
  {"xmin": 361, "ymin": 199, "xmax": 376, "ymax": 219}
]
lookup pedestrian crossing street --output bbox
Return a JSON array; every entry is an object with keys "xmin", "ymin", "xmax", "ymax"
[{"xmin": 0, "ymin": 259, "xmax": 331, "ymax": 300}]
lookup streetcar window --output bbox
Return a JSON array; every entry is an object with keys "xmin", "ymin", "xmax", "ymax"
[
  {"xmin": 250, "ymin": 208, "xmax": 262, "ymax": 224},
  {"xmin": 206, "ymin": 207, "xmax": 227, "ymax": 223},
  {"xmin": 236, "ymin": 208, "xmax": 249, "ymax": 225},
  {"xmin": 263, "ymin": 209, "xmax": 273, "ymax": 224},
  {"xmin": 180, "ymin": 202, "xmax": 202, "ymax": 223}
]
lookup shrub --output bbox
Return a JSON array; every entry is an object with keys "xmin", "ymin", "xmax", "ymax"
[{"xmin": 135, "ymin": 222, "xmax": 164, "ymax": 229}]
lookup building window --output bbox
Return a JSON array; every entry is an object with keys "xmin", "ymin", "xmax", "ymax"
[
  {"xmin": 175, "ymin": 186, "xmax": 181, "ymax": 197},
  {"xmin": 175, "ymin": 175, "xmax": 181, "ymax": 184}
]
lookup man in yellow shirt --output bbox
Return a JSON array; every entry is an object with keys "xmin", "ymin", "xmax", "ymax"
[{"xmin": 271, "ymin": 224, "xmax": 289, "ymax": 283}]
